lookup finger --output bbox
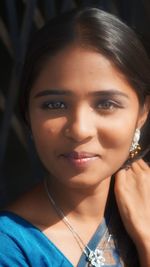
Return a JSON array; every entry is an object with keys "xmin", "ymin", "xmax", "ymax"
[
  {"xmin": 137, "ymin": 159, "xmax": 150, "ymax": 171},
  {"xmin": 115, "ymin": 167, "xmax": 137, "ymax": 189},
  {"xmin": 115, "ymin": 168, "xmax": 126, "ymax": 183},
  {"xmin": 114, "ymin": 169, "xmax": 131, "ymax": 194},
  {"xmin": 130, "ymin": 159, "xmax": 150, "ymax": 173}
]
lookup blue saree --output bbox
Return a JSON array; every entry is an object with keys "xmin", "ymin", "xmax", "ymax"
[{"xmin": 0, "ymin": 210, "xmax": 125, "ymax": 267}]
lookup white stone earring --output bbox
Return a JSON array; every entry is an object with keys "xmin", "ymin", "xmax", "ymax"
[{"xmin": 129, "ymin": 128, "xmax": 141, "ymax": 158}]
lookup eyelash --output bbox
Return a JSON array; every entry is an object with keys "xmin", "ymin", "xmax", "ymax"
[
  {"xmin": 42, "ymin": 101, "xmax": 67, "ymax": 110},
  {"xmin": 96, "ymin": 100, "xmax": 122, "ymax": 111},
  {"xmin": 41, "ymin": 99, "xmax": 123, "ymax": 112}
]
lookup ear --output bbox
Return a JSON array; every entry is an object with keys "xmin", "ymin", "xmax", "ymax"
[{"xmin": 137, "ymin": 96, "xmax": 150, "ymax": 129}]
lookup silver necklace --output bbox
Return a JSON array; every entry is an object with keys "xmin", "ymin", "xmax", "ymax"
[{"xmin": 44, "ymin": 179, "xmax": 108, "ymax": 267}]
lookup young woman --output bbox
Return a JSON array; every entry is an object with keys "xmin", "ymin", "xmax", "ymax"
[{"xmin": 0, "ymin": 8, "xmax": 150, "ymax": 267}]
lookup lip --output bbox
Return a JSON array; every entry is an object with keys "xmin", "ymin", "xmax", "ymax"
[
  {"xmin": 59, "ymin": 151, "xmax": 100, "ymax": 169},
  {"xmin": 62, "ymin": 151, "xmax": 99, "ymax": 159}
]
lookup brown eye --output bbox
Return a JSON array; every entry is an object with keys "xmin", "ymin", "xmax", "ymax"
[
  {"xmin": 42, "ymin": 101, "xmax": 66, "ymax": 109},
  {"xmin": 97, "ymin": 100, "xmax": 117, "ymax": 110}
]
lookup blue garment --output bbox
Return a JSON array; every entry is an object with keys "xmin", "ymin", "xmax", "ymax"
[
  {"xmin": 0, "ymin": 211, "xmax": 123, "ymax": 267},
  {"xmin": 0, "ymin": 211, "xmax": 73, "ymax": 267}
]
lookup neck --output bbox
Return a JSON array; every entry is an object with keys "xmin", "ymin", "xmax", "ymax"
[{"xmin": 45, "ymin": 176, "xmax": 111, "ymax": 223}]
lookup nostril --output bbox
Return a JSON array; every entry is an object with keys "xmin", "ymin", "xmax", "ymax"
[
  {"xmin": 64, "ymin": 108, "xmax": 96, "ymax": 142},
  {"xmin": 64, "ymin": 123, "xmax": 95, "ymax": 143}
]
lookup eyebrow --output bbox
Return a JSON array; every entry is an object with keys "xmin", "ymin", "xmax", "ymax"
[
  {"xmin": 34, "ymin": 89, "xmax": 129, "ymax": 99},
  {"xmin": 91, "ymin": 90, "xmax": 129, "ymax": 99},
  {"xmin": 34, "ymin": 89, "xmax": 72, "ymax": 97}
]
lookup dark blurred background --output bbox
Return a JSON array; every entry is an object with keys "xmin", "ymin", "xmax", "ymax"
[{"xmin": 0, "ymin": 0, "xmax": 150, "ymax": 207}]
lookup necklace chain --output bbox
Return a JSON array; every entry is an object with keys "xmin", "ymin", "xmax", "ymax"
[{"xmin": 44, "ymin": 179, "xmax": 108, "ymax": 267}]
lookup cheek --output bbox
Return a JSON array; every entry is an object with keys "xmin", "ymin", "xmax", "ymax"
[
  {"xmin": 30, "ymin": 122, "xmax": 61, "ymax": 167},
  {"xmin": 97, "ymin": 117, "xmax": 137, "ymax": 172},
  {"xmin": 97, "ymin": 114, "xmax": 137, "ymax": 149},
  {"xmin": 30, "ymin": 117, "xmax": 66, "ymax": 149}
]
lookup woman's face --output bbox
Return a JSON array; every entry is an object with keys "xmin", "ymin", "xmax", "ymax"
[{"xmin": 29, "ymin": 45, "xmax": 146, "ymax": 188}]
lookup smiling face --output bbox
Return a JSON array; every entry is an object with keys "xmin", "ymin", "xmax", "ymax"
[{"xmin": 28, "ymin": 45, "xmax": 146, "ymax": 188}]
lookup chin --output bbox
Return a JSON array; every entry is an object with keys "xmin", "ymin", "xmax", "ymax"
[{"xmin": 53, "ymin": 172, "xmax": 111, "ymax": 190}]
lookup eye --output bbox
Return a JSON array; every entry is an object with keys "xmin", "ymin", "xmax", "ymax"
[
  {"xmin": 96, "ymin": 100, "xmax": 122, "ymax": 111},
  {"xmin": 42, "ymin": 101, "xmax": 67, "ymax": 110}
]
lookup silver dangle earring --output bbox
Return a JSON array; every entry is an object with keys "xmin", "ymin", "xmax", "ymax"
[{"xmin": 129, "ymin": 128, "xmax": 141, "ymax": 158}]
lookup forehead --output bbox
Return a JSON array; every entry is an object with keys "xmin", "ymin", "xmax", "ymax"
[{"xmin": 30, "ymin": 45, "xmax": 138, "ymax": 100}]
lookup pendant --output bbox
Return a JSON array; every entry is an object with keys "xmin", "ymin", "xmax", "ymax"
[{"xmin": 87, "ymin": 248, "xmax": 105, "ymax": 267}]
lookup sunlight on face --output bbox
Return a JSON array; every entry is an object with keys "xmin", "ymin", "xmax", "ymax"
[{"xmin": 29, "ymin": 45, "xmax": 144, "ymax": 188}]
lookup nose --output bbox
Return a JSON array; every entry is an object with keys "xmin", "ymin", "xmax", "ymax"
[{"xmin": 64, "ymin": 107, "xmax": 96, "ymax": 142}]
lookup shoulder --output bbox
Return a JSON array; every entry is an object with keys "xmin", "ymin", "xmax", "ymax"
[
  {"xmin": 0, "ymin": 210, "xmax": 43, "ymax": 242},
  {"xmin": 0, "ymin": 210, "xmax": 37, "ymax": 247},
  {"xmin": 0, "ymin": 211, "xmax": 71, "ymax": 267},
  {"xmin": 0, "ymin": 211, "xmax": 47, "ymax": 266},
  {"xmin": 0, "ymin": 213, "xmax": 29, "ymax": 266}
]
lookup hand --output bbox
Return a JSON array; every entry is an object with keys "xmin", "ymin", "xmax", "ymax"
[{"xmin": 115, "ymin": 159, "xmax": 150, "ymax": 248}]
